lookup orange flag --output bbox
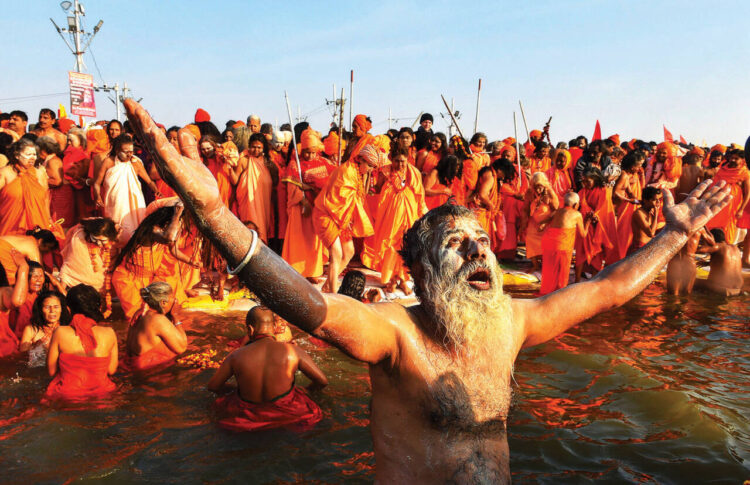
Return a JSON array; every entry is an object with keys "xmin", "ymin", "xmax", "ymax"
[
  {"xmin": 592, "ymin": 120, "xmax": 601, "ymax": 141},
  {"xmin": 663, "ymin": 125, "xmax": 674, "ymax": 142},
  {"xmin": 679, "ymin": 135, "xmax": 687, "ymax": 145}
]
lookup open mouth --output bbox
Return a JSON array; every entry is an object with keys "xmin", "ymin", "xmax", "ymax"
[{"xmin": 466, "ymin": 267, "xmax": 491, "ymax": 290}]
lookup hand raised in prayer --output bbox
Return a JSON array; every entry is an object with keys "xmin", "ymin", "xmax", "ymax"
[{"xmin": 663, "ymin": 179, "xmax": 731, "ymax": 236}]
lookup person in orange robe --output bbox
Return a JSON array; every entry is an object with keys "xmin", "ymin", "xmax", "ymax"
[
  {"xmin": 528, "ymin": 142, "xmax": 552, "ymax": 174},
  {"xmin": 416, "ymin": 133, "xmax": 447, "ymax": 177},
  {"xmin": 0, "ymin": 250, "xmax": 29, "ymax": 357},
  {"xmin": 0, "ymin": 139, "xmax": 55, "ymax": 237},
  {"xmin": 322, "ymin": 129, "xmax": 346, "ymax": 164},
  {"xmin": 647, "ymin": 141, "xmax": 683, "ymax": 189},
  {"xmin": 123, "ymin": 282, "xmax": 187, "ymax": 371},
  {"xmin": 0, "ymin": 230, "xmax": 58, "ymax": 285},
  {"xmin": 424, "ymin": 154, "xmax": 465, "ymax": 209},
  {"xmin": 362, "ymin": 147, "xmax": 427, "ymax": 293},
  {"xmin": 524, "ymin": 172, "xmax": 559, "ymax": 271},
  {"xmin": 282, "ymin": 131, "xmax": 335, "ymax": 278},
  {"xmin": 234, "ymin": 134, "xmax": 275, "ymax": 243},
  {"xmin": 45, "ymin": 284, "xmax": 117, "ymax": 402},
  {"xmin": 705, "ymin": 148, "xmax": 749, "ymax": 244},
  {"xmin": 451, "ymin": 135, "xmax": 480, "ymax": 196},
  {"xmin": 495, "ymin": 158, "xmax": 528, "ymax": 260},
  {"xmin": 540, "ymin": 193, "xmax": 590, "ymax": 295},
  {"xmin": 468, "ymin": 165, "xmax": 502, "ymax": 247},
  {"xmin": 342, "ymin": 114, "xmax": 375, "ymax": 162},
  {"xmin": 469, "ymin": 132, "xmax": 490, "ymax": 168},
  {"xmin": 575, "ymin": 168, "xmax": 619, "ymax": 281},
  {"xmin": 37, "ymin": 136, "xmax": 76, "ymax": 230},
  {"xmin": 57, "ymin": 218, "xmax": 118, "ymax": 292},
  {"xmin": 545, "ymin": 149, "xmax": 573, "ymax": 201},
  {"xmin": 9, "ymin": 261, "xmax": 48, "ymax": 339},
  {"xmin": 312, "ymin": 145, "xmax": 380, "ymax": 292},
  {"xmin": 111, "ymin": 205, "xmax": 198, "ymax": 319},
  {"xmin": 199, "ymin": 135, "xmax": 236, "ymax": 210},
  {"xmin": 614, "ymin": 153, "xmax": 645, "ymax": 260},
  {"xmin": 63, "ymin": 128, "xmax": 94, "ymax": 220},
  {"xmin": 208, "ymin": 305, "xmax": 327, "ymax": 432},
  {"xmin": 524, "ymin": 129, "xmax": 543, "ymax": 157},
  {"xmin": 394, "ymin": 128, "xmax": 417, "ymax": 166},
  {"xmin": 268, "ymin": 134, "xmax": 288, "ymax": 249}
]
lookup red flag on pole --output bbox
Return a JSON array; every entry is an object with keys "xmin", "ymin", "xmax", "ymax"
[
  {"xmin": 592, "ymin": 120, "xmax": 601, "ymax": 141},
  {"xmin": 679, "ymin": 135, "xmax": 687, "ymax": 145},
  {"xmin": 663, "ymin": 125, "xmax": 674, "ymax": 142}
]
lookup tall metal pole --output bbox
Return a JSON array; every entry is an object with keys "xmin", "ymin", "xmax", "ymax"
[
  {"xmin": 474, "ymin": 78, "xmax": 482, "ymax": 134},
  {"xmin": 114, "ymin": 82, "xmax": 121, "ymax": 122},
  {"xmin": 337, "ymin": 87, "xmax": 345, "ymax": 165},
  {"xmin": 348, "ymin": 69, "xmax": 354, "ymax": 130},
  {"xmin": 388, "ymin": 106, "xmax": 392, "ymax": 130},
  {"xmin": 72, "ymin": 0, "xmax": 83, "ymax": 72}
]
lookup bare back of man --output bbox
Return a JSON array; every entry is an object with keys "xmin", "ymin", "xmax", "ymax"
[
  {"xmin": 124, "ymin": 99, "xmax": 731, "ymax": 483},
  {"xmin": 676, "ymin": 163, "xmax": 704, "ymax": 203},
  {"xmin": 666, "ymin": 229, "xmax": 705, "ymax": 295},
  {"xmin": 700, "ymin": 230, "xmax": 744, "ymax": 296},
  {"xmin": 126, "ymin": 311, "xmax": 186, "ymax": 357}
]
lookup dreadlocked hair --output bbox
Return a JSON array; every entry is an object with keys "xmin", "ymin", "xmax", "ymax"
[{"xmin": 114, "ymin": 206, "xmax": 177, "ymax": 268}]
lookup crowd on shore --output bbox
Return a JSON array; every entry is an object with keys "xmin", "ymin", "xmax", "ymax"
[{"xmin": 0, "ymin": 105, "xmax": 746, "ymax": 430}]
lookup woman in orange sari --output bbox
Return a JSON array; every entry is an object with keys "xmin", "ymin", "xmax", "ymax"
[
  {"xmin": 496, "ymin": 159, "xmax": 528, "ymax": 260},
  {"xmin": 424, "ymin": 155, "xmax": 465, "ymax": 209},
  {"xmin": 0, "ymin": 139, "xmax": 54, "ymax": 237},
  {"xmin": 575, "ymin": 168, "xmax": 619, "ymax": 281},
  {"xmin": 524, "ymin": 172, "xmax": 559, "ymax": 271},
  {"xmin": 613, "ymin": 152, "xmax": 645, "ymax": 260},
  {"xmin": 415, "ymin": 133, "xmax": 447, "ymax": 177}
]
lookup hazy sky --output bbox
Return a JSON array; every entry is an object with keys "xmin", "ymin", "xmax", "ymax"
[{"xmin": 3, "ymin": 1, "xmax": 749, "ymax": 145}]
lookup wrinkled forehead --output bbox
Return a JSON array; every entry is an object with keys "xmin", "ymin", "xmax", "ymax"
[{"xmin": 433, "ymin": 215, "xmax": 487, "ymax": 245}]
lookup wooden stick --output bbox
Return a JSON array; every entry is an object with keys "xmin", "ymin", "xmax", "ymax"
[
  {"xmin": 411, "ymin": 111, "xmax": 423, "ymax": 130},
  {"xmin": 474, "ymin": 78, "xmax": 482, "ymax": 134},
  {"xmin": 440, "ymin": 94, "xmax": 465, "ymax": 140},
  {"xmin": 518, "ymin": 100, "xmax": 530, "ymax": 141},
  {"xmin": 348, "ymin": 70, "xmax": 354, "ymax": 131},
  {"xmin": 337, "ymin": 88, "xmax": 344, "ymax": 165},
  {"xmin": 513, "ymin": 111, "xmax": 521, "ymax": 178},
  {"xmin": 284, "ymin": 91, "xmax": 303, "ymax": 182}
]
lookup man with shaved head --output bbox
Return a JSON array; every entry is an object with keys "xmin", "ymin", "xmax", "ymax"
[{"xmin": 125, "ymin": 98, "xmax": 731, "ymax": 483}]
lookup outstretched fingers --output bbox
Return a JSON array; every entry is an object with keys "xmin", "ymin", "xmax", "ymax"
[
  {"xmin": 661, "ymin": 187, "xmax": 675, "ymax": 210},
  {"xmin": 687, "ymin": 178, "xmax": 713, "ymax": 200},
  {"xmin": 124, "ymin": 99, "xmax": 185, "ymax": 178}
]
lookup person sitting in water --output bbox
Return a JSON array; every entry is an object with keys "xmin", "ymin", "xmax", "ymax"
[
  {"xmin": 337, "ymin": 270, "xmax": 382, "ymax": 303},
  {"xmin": 0, "ymin": 249, "xmax": 29, "ymax": 357},
  {"xmin": 697, "ymin": 228, "xmax": 744, "ymax": 296},
  {"xmin": 207, "ymin": 305, "xmax": 328, "ymax": 432},
  {"xmin": 45, "ymin": 284, "xmax": 117, "ymax": 402},
  {"xmin": 238, "ymin": 304, "xmax": 293, "ymax": 345},
  {"xmin": 666, "ymin": 227, "xmax": 713, "ymax": 296},
  {"xmin": 20, "ymin": 290, "xmax": 70, "ymax": 367},
  {"xmin": 124, "ymin": 281, "xmax": 187, "ymax": 371}
]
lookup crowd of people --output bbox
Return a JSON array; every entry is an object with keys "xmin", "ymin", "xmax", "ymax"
[{"xmin": 0, "ymin": 104, "xmax": 746, "ymax": 436}]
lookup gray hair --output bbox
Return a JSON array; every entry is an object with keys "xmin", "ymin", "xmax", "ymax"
[
  {"xmin": 564, "ymin": 192, "xmax": 580, "ymax": 207},
  {"xmin": 139, "ymin": 281, "xmax": 173, "ymax": 309},
  {"xmin": 68, "ymin": 127, "xmax": 87, "ymax": 150}
]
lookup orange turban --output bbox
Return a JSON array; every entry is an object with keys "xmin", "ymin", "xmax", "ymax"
[
  {"xmin": 57, "ymin": 118, "xmax": 76, "ymax": 134},
  {"xmin": 688, "ymin": 146, "xmax": 704, "ymax": 158},
  {"xmin": 500, "ymin": 144, "xmax": 516, "ymax": 160},
  {"xmin": 86, "ymin": 128, "xmax": 110, "ymax": 156},
  {"xmin": 232, "ymin": 120, "xmax": 245, "ymax": 128},
  {"xmin": 194, "ymin": 108, "xmax": 211, "ymax": 123},
  {"xmin": 323, "ymin": 132, "xmax": 344, "ymax": 156},
  {"xmin": 357, "ymin": 144, "xmax": 387, "ymax": 167},
  {"xmin": 353, "ymin": 114, "xmax": 372, "ymax": 133},
  {"xmin": 530, "ymin": 129, "xmax": 542, "ymax": 139},
  {"xmin": 185, "ymin": 124, "xmax": 201, "ymax": 142},
  {"xmin": 657, "ymin": 141, "xmax": 675, "ymax": 155},
  {"xmin": 502, "ymin": 137, "xmax": 516, "ymax": 146},
  {"xmin": 608, "ymin": 134, "xmax": 620, "ymax": 146},
  {"xmin": 372, "ymin": 134, "xmax": 391, "ymax": 155},
  {"xmin": 300, "ymin": 128, "xmax": 324, "ymax": 153},
  {"xmin": 711, "ymin": 144, "xmax": 726, "ymax": 154}
]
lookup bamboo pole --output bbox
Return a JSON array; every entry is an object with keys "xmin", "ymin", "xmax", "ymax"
[{"xmin": 284, "ymin": 91, "xmax": 303, "ymax": 182}]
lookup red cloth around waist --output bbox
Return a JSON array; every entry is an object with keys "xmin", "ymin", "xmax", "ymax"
[
  {"xmin": 44, "ymin": 353, "xmax": 116, "ymax": 402},
  {"xmin": 214, "ymin": 386, "xmax": 322, "ymax": 432},
  {"xmin": 122, "ymin": 342, "xmax": 178, "ymax": 372}
]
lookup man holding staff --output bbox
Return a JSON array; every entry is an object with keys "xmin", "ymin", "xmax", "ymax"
[{"xmin": 124, "ymin": 98, "xmax": 731, "ymax": 484}]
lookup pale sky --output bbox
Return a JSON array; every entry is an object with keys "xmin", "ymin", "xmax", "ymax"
[{"xmin": 3, "ymin": 0, "xmax": 749, "ymax": 146}]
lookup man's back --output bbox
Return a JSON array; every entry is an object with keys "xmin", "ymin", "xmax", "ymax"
[
  {"xmin": 708, "ymin": 243, "xmax": 743, "ymax": 294},
  {"xmin": 677, "ymin": 164, "xmax": 703, "ymax": 202},
  {"xmin": 231, "ymin": 338, "xmax": 298, "ymax": 403}
]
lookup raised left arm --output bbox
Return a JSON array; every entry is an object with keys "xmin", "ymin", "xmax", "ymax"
[{"xmin": 516, "ymin": 180, "xmax": 731, "ymax": 349}]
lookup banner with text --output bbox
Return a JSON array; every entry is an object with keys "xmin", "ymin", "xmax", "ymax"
[{"xmin": 68, "ymin": 71, "xmax": 96, "ymax": 117}]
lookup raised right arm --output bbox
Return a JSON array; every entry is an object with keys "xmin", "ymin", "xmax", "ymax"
[{"xmin": 124, "ymin": 99, "xmax": 397, "ymax": 365}]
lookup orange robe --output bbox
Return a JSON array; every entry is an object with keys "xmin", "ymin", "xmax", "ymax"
[
  {"xmin": 0, "ymin": 239, "xmax": 21, "ymax": 285},
  {"xmin": 345, "ymin": 134, "xmax": 375, "ymax": 162},
  {"xmin": 0, "ymin": 169, "xmax": 53, "ymax": 236},
  {"xmin": 539, "ymin": 226, "xmax": 576, "ymax": 295},
  {"xmin": 205, "ymin": 155, "xmax": 234, "ymax": 210},
  {"xmin": 706, "ymin": 165, "xmax": 749, "ymax": 243},
  {"xmin": 530, "ymin": 156, "xmax": 551, "ymax": 173},
  {"xmin": 418, "ymin": 149, "xmax": 441, "ymax": 176},
  {"xmin": 269, "ymin": 150, "xmax": 287, "ymax": 239},
  {"xmin": 0, "ymin": 311, "xmax": 17, "ymax": 357},
  {"xmin": 312, "ymin": 161, "xmax": 373, "ymax": 247},
  {"xmin": 282, "ymin": 157, "xmax": 335, "ymax": 277},
  {"xmin": 462, "ymin": 158, "xmax": 480, "ymax": 194},
  {"xmin": 526, "ymin": 199, "xmax": 552, "ymax": 259},
  {"xmin": 214, "ymin": 387, "xmax": 323, "ymax": 432},
  {"xmin": 576, "ymin": 186, "xmax": 618, "ymax": 269},
  {"xmin": 426, "ymin": 176, "xmax": 465, "ymax": 210},
  {"xmin": 236, "ymin": 156, "xmax": 274, "ymax": 243},
  {"xmin": 468, "ymin": 170, "xmax": 505, "ymax": 250},
  {"xmin": 615, "ymin": 177, "xmax": 642, "ymax": 260},
  {"xmin": 361, "ymin": 164, "xmax": 425, "ymax": 283},
  {"xmin": 470, "ymin": 146, "xmax": 490, "ymax": 168},
  {"xmin": 497, "ymin": 173, "xmax": 529, "ymax": 259},
  {"xmin": 111, "ymin": 243, "xmax": 187, "ymax": 319}
]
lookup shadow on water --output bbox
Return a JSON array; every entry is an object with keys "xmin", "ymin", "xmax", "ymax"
[{"xmin": 0, "ymin": 278, "xmax": 748, "ymax": 483}]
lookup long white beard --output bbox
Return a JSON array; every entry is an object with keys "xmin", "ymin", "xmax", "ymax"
[{"xmin": 416, "ymin": 255, "xmax": 514, "ymax": 354}]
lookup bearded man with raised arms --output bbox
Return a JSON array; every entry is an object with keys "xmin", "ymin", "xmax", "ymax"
[{"xmin": 124, "ymin": 99, "xmax": 731, "ymax": 484}]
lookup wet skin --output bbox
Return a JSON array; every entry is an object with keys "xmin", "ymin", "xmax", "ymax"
[{"xmin": 124, "ymin": 99, "xmax": 731, "ymax": 483}]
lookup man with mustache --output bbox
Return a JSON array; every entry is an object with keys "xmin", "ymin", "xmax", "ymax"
[{"xmin": 124, "ymin": 99, "xmax": 731, "ymax": 484}]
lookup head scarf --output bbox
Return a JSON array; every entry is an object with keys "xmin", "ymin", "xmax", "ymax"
[
  {"xmin": 555, "ymin": 149, "xmax": 572, "ymax": 170},
  {"xmin": 499, "ymin": 144, "xmax": 516, "ymax": 161},
  {"xmin": 323, "ymin": 132, "xmax": 341, "ymax": 156},
  {"xmin": 353, "ymin": 114, "xmax": 372, "ymax": 133},
  {"xmin": 530, "ymin": 129, "xmax": 543, "ymax": 139},
  {"xmin": 194, "ymin": 108, "xmax": 211, "ymax": 123},
  {"xmin": 86, "ymin": 128, "xmax": 110, "ymax": 156},
  {"xmin": 57, "ymin": 118, "xmax": 76, "ymax": 134},
  {"xmin": 608, "ymin": 134, "xmax": 620, "ymax": 146},
  {"xmin": 300, "ymin": 128, "xmax": 324, "ymax": 153},
  {"xmin": 357, "ymin": 144, "xmax": 387, "ymax": 168},
  {"xmin": 70, "ymin": 314, "xmax": 98, "ymax": 353}
]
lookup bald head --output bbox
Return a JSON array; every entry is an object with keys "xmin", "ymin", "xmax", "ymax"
[
  {"xmin": 563, "ymin": 192, "xmax": 580, "ymax": 208},
  {"xmin": 246, "ymin": 305, "xmax": 275, "ymax": 335}
]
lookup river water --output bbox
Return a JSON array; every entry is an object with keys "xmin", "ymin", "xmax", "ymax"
[{"xmin": 0, "ymin": 281, "xmax": 748, "ymax": 483}]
